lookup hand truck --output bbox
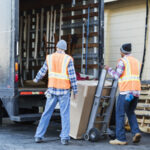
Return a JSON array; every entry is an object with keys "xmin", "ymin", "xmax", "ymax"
[{"xmin": 84, "ymin": 69, "xmax": 118, "ymax": 142}]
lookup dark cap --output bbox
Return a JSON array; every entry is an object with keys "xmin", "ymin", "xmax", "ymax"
[{"xmin": 120, "ymin": 43, "xmax": 132, "ymax": 54}]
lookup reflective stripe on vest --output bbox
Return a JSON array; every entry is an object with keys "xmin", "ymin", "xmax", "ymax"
[
  {"xmin": 119, "ymin": 76, "xmax": 140, "ymax": 82},
  {"xmin": 48, "ymin": 72, "xmax": 69, "ymax": 80},
  {"xmin": 62, "ymin": 55, "xmax": 70, "ymax": 74},
  {"xmin": 48, "ymin": 55, "xmax": 52, "ymax": 72}
]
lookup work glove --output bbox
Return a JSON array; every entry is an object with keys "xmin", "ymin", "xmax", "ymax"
[
  {"xmin": 33, "ymin": 78, "xmax": 38, "ymax": 83},
  {"xmin": 125, "ymin": 93, "xmax": 134, "ymax": 102}
]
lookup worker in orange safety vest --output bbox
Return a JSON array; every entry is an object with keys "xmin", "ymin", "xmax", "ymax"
[
  {"xmin": 104, "ymin": 43, "xmax": 141, "ymax": 145},
  {"xmin": 33, "ymin": 40, "xmax": 77, "ymax": 145}
]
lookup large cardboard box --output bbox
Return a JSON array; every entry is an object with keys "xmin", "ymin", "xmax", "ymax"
[{"xmin": 70, "ymin": 80, "xmax": 111, "ymax": 139}]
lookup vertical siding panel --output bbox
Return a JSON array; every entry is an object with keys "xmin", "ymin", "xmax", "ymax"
[
  {"xmin": 104, "ymin": 9, "xmax": 111, "ymax": 65},
  {"xmin": 104, "ymin": 0, "xmax": 146, "ymax": 72},
  {"xmin": 142, "ymin": 0, "xmax": 150, "ymax": 80}
]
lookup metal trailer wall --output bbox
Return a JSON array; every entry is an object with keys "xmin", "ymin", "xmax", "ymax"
[
  {"xmin": 65, "ymin": 0, "xmax": 99, "ymax": 77},
  {"xmin": 19, "ymin": 1, "xmax": 72, "ymax": 81},
  {"xmin": 20, "ymin": 0, "xmax": 102, "ymax": 80},
  {"xmin": 0, "ymin": 0, "xmax": 19, "ymax": 98}
]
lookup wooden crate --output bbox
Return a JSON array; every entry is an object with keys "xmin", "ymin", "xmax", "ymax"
[{"xmin": 135, "ymin": 83, "xmax": 150, "ymax": 133}]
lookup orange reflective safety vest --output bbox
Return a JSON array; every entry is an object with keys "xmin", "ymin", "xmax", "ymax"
[
  {"xmin": 46, "ymin": 53, "xmax": 72, "ymax": 89},
  {"xmin": 118, "ymin": 55, "xmax": 141, "ymax": 92}
]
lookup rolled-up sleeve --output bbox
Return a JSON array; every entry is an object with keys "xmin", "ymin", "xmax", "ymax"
[
  {"xmin": 35, "ymin": 61, "xmax": 48, "ymax": 82},
  {"xmin": 68, "ymin": 59, "xmax": 78, "ymax": 95},
  {"xmin": 108, "ymin": 60, "xmax": 125, "ymax": 80}
]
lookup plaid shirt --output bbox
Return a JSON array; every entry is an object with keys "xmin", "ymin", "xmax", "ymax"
[
  {"xmin": 108, "ymin": 55, "xmax": 140, "ymax": 97},
  {"xmin": 34, "ymin": 51, "xmax": 77, "ymax": 97}
]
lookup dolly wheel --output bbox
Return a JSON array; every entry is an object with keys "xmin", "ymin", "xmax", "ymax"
[
  {"xmin": 84, "ymin": 133, "xmax": 89, "ymax": 141},
  {"xmin": 89, "ymin": 128, "xmax": 100, "ymax": 142}
]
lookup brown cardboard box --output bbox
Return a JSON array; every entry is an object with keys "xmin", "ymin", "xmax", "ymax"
[{"xmin": 70, "ymin": 80, "xmax": 111, "ymax": 139}]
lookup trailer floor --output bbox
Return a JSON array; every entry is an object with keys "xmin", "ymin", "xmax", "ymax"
[{"xmin": 0, "ymin": 118, "xmax": 150, "ymax": 150}]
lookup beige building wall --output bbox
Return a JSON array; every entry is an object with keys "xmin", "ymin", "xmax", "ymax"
[
  {"xmin": 104, "ymin": 0, "xmax": 150, "ymax": 80},
  {"xmin": 142, "ymin": 0, "xmax": 150, "ymax": 81}
]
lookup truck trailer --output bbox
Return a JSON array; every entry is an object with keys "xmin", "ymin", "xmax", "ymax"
[{"xmin": 0, "ymin": 0, "xmax": 104, "ymax": 123}]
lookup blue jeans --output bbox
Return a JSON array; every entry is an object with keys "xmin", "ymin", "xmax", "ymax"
[
  {"xmin": 35, "ymin": 91, "xmax": 70, "ymax": 140},
  {"xmin": 116, "ymin": 94, "xmax": 140, "ymax": 142}
]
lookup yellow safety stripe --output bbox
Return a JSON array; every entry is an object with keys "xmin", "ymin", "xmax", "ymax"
[
  {"xmin": 120, "ymin": 75, "xmax": 139, "ymax": 78},
  {"xmin": 48, "ymin": 72, "xmax": 69, "ymax": 80},
  {"xmin": 119, "ymin": 79, "xmax": 140, "ymax": 82},
  {"xmin": 121, "ymin": 57, "xmax": 131, "ymax": 76},
  {"xmin": 62, "ymin": 55, "xmax": 70, "ymax": 74},
  {"xmin": 119, "ymin": 76, "xmax": 140, "ymax": 82},
  {"xmin": 49, "ymin": 72, "xmax": 68, "ymax": 76},
  {"xmin": 48, "ymin": 55, "xmax": 52, "ymax": 72},
  {"xmin": 126, "ymin": 57, "xmax": 131, "ymax": 75}
]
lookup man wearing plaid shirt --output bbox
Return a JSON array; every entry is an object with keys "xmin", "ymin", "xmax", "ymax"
[
  {"xmin": 105, "ymin": 43, "xmax": 141, "ymax": 145},
  {"xmin": 34, "ymin": 40, "xmax": 77, "ymax": 145}
]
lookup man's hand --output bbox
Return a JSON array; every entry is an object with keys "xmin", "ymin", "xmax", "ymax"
[
  {"xmin": 100, "ymin": 64, "xmax": 109, "ymax": 70},
  {"xmin": 104, "ymin": 65, "xmax": 109, "ymax": 70},
  {"xmin": 33, "ymin": 78, "xmax": 38, "ymax": 83}
]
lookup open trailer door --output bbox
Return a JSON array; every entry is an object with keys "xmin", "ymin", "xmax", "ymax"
[{"xmin": 0, "ymin": 0, "xmax": 19, "ymax": 98}]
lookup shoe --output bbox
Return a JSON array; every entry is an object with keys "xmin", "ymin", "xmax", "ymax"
[
  {"xmin": 35, "ymin": 137, "xmax": 43, "ymax": 143},
  {"xmin": 109, "ymin": 139, "xmax": 127, "ymax": 145},
  {"xmin": 133, "ymin": 133, "xmax": 141, "ymax": 143},
  {"xmin": 61, "ymin": 139, "xmax": 69, "ymax": 145}
]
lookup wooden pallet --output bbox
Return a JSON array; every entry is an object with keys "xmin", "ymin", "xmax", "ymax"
[
  {"xmin": 135, "ymin": 83, "xmax": 150, "ymax": 133},
  {"xmin": 137, "ymin": 116, "xmax": 150, "ymax": 133}
]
